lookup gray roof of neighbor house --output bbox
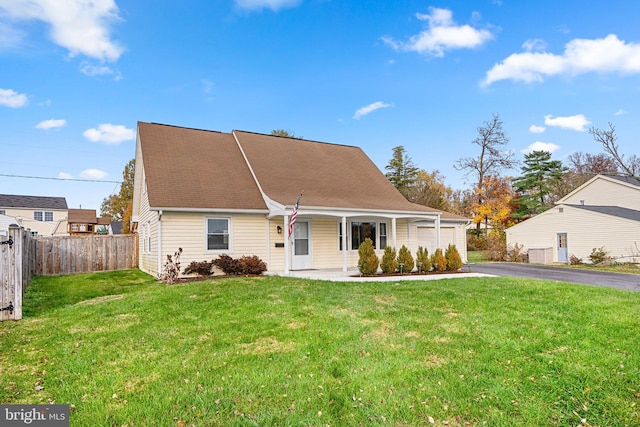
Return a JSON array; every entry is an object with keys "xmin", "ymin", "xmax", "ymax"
[
  {"xmin": 0, "ymin": 194, "xmax": 68, "ymax": 210},
  {"xmin": 137, "ymin": 122, "xmax": 465, "ymax": 219},
  {"xmin": 605, "ymin": 174, "xmax": 640, "ymax": 187},
  {"xmin": 567, "ymin": 204, "xmax": 640, "ymax": 222}
]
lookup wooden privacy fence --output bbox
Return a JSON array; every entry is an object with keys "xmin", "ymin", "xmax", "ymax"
[
  {"xmin": 1, "ymin": 229, "xmax": 138, "ymax": 321},
  {"xmin": 36, "ymin": 234, "xmax": 138, "ymax": 276},
  {"xmin": 1, "ymin": 225, "xmax": 36, "ymax": 321}
]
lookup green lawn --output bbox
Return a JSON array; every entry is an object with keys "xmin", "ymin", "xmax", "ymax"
[{"xmin": 1, "ymin": 270, "xmax": 639, "ymax": 426}]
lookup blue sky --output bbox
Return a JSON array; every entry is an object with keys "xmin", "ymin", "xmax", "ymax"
[{"xmin": 2, "ymin": 0, "xmax": 640, "ymax": 210}]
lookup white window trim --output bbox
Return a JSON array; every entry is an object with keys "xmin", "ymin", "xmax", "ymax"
[
  {"xmin": 339, "ymin": 219, "xmax": 389, "ymax": 251},
  {"xmin": 205, "ymin": 216, "xmax": 232, "ymax": 253}
]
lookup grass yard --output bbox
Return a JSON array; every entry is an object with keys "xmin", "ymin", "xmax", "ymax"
[{"xmin": 1, "ymin": 270, "xmax": 639, "ymax": 426}]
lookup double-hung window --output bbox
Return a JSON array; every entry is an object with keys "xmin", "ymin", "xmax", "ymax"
[
  {"xmin": 207, "ymin": 218, "xmax": 230, "ymax": 251},
  {"xmin": 34, "ymin": 211, "xmax": 54, "ymax": 222}
]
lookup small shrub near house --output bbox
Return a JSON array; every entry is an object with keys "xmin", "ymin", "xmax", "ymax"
[
  {"xmin": 486, "ymin": 231, "xmax": 507, "ymax": 261},
  {"xmin": 380, "ymin": 246, "xmax": 398, "ymax": 274},
  {"xmin": 184, "ymin": 260, "xmax": 214, "ymax": 276},
  {"xmin": 357, "ymin": 238, "xmax": 379, "ymax": 275},
  {"xmin": 396, "ymin": 245, "xmax": 414, "ymax": 273},
  {"xmin": 570, "ymin": 254, "xmax": 583, "ymax": 265},
  {"xmin": 589, "ymin": 247, "xmax": 612, "ymax": 265},
  {"xmin": 415, "ymin": 246, "xmax": 431, "ymax": 272},
  {"xmin": 239, "ymin": 255, "xmax": 267, "ymax": 275},
  {"xmin": 507, "ymin": 242, "xmax": 526, "ymax": 263},
  {"xmin": 159, "ymin": 248, "xmax": 182, "ymax": 284},
  {"xmin": 431, "ymin": 248, "xmax": 447, "ymax": 272},
  {"xmin": 445, "ymin": 244, "xmax": 463, "ymax": 271}
]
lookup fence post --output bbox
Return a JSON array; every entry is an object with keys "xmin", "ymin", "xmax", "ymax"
[{"xmin": 9, "ymin": 224, "xmax": 24, "ymax": 320}]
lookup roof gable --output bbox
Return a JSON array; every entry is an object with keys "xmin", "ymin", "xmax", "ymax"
[
  {"xmin": 0, "ymin": 194, "xmax": 68, "ymax": 210},
  {"xmin": 557, "ymin": 174, "xmax": 640, "ymax": 205}
]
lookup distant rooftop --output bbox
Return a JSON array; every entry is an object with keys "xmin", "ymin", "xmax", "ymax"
[{"xmin": 0, "ymin": 194, "xmax": 68, "ymax": 210}]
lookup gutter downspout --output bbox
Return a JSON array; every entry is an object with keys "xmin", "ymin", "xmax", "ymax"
[{"xmin": 157, "ymin": 210, "xmax": 163, "ymax": 277}]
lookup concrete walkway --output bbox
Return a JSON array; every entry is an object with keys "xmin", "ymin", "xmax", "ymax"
[{"xmin": 266, "ymin": 268, "xmax": 491, "ymax": 282}]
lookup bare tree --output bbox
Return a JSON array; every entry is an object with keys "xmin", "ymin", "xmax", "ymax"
[
  {"xmin": 454, "ymin": 113, "xmax": 518, "ymax": 229},
  {"xmin": 589, "ymin": 123, "xmax": 639, "ymax": 178}
]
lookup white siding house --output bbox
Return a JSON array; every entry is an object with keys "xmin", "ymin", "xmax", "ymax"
[{"xmin": 506, "ymin": 175, "xmax": 640, "ymax": 264}]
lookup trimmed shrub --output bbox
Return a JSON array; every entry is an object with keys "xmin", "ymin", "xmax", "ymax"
[
  {"xmin": 212, "ymin": 254, "xmax": 243, "ymax": 275},
  {"xmin": 415, "ymin": 246, "xmax": 431, "ymax": 272},
  {"xmin": 183, "ymin": 260, "xmax": 214, "ymax": 276},
  {"xmin": 444, "ymin": 244, "xmax": 463, "ymax": 271},
  {"xmin": 239, "ymin": 255, "xmax": 267, "ymax": 275},
  {"xmin": 396, "ymin": 245, "xmax": 415, "ymax": 273},
  {"xmin": 357, "ymin": 238, "xmax": 379, "ymax": 275},
  {"xmin": 431, "ymin": 248, "xmax": 447, "ymax": 272},
  {"xmin": 380, "ymin": 246, "xmax": 398, "ymax": 274}
]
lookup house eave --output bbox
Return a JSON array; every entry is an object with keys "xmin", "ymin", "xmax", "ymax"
[{"xmin": 148, "ymin": 207, "xmax": 271, "ymax": 215}]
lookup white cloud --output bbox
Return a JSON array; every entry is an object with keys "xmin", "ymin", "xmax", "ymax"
[
  {"xmin": 0, "ymin": 0, "xmax": 124, "ymax": 61},
  {"xmin": 382, "ymin": 7, "xmax": 494, "ymax": 57},
  {"xmin": 0, "ymin": 88, "xmax": 28, "ymax": 107},
  {"xmin": 35, "ymin": 118, "xmax": 66, "ymax": 130},
  {"xmin": 80, "ymin": 62, "xmax": 122, "ymax": 80},
  {"xmin": 80, "ymin": 169, "xmax": 108, "ymax": 180},
  {"xmin": 483, "ymin": 34, "xmax": 640, "ymax": 86},
  {"xmin": 353, "ymin": 101, "xmax": 391, "ymax": 119},
  {"xmin": 544, "ymin": 114, "xmax": 591, "ymax": 132},
  {"xmin": 83, "ymin": 123, "xmax": 135, "ymax": 144},
  {"xmin": 615, "ymin": 109, "xmax": 628, "ymax": 116},
  {"xmin": 58, "ymin": 172, "xmax": 72, "ymax": 180},
  {"xmin": 522, "ymin": 38, "xmax": 546, "ymax": 52},
  {"xmin": 234, "ymin": 0, "xmax": 301, "ymax": 11},
  {"xmin": 529, "ymin": 125, "xmax": 546, "ymax": 134},
  {"xmin": 522, "ymin": 142, "xmax": 561, "ymax": 154}
]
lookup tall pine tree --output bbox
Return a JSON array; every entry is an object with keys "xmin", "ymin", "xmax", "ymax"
[
  {"xmin": 512, "ymin": 151, "xmax": 566, "ymax": 220},
  {"xmin": 385, "ymin": 146, "xmax": 419, "ymax": 198}
]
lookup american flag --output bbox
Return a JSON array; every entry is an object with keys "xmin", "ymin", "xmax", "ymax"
[{"xmin": 288, "ymin": 192, "xmax": 303, "ymax": 237}]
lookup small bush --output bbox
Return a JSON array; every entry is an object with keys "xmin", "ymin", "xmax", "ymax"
[
  {"xmin": 589, "ymin": 247, "xmax": 611, "ymax": 265},
  {"xmin": 183, "ymin": 260, "xmax": 214, "ymax": 276},
  {"xmin": 415, "ymin": 246, "xmax": 431, "ymax": 272},
  {"xmin": 357, "ymin": 238, "xmax": 379, "ymax": 275},
  {"xmin": 431, "ymin": 248, "xmax": 447, "ymax": 272},
  {"xmin": 239, "ymin": 255, "xmax": 267, "ymax": 275},
  {"xmin": 159, "ymin": 248, "xmax": 182, "ymax": 284},
  {"xmin": 212, "ymin": 254, "xmax": 243, "ymax": 275},
  {"xmin": 507, "ymin": 242, "xmax": 525, "ymax": 262},
  {"xmin": 569, "ymin": 254, "xmax": 583, "ymax": 265},
  {"xmin": 445, "ymin": 244, "xmax": 463, "ymax": 271},
  {"xmin": 380, "ymin": 246, "xmax": 398, "ymax": 274},
  {"xmin": 486, "ymin": 231, "xmax": 507, "ymax": 261},
  {"xmin": 467, "ymin": 233, "xmax": 488, "ymax": 251},
  {"xmin": 396, "ymin": 245, "xmax": 414, "ymax": 273}
]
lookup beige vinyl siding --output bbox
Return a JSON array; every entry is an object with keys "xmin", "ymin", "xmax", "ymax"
[
  {"xmin": 137, "ymin": 185, "xmax": 159, "ymax": 276},
  {"xmin": 561, "ymin": 178, "xmax": 640, "ymax": 210},
  {"xmin": 268, "ymin": 218, "xmax": 286, "ymax": 272},
  {"xmin": 506, "ymin": 205, "xmax": 640, "ymax": 262},
  {"xmin": 160, "ymin": 212, "xmax": 268, "ymax": 273}
]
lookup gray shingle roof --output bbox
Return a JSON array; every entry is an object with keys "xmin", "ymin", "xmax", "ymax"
[
  {"xmin": 567, "ymin": 204, "xmax": 640, "ymax": 222},
  {"xmin": 604, "ymin": 174, "xmax": 640, "ymax": 187},
  {"xmin": 0, "ymin": 194, "xmax": 68, "ymax": 210}
]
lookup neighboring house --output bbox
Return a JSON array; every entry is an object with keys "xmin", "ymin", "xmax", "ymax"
[
  {"xmin": 68, "ymin": 209, "xmax": 111, "ymax": 235},
  {"xmin": 132, "ymin": 122, "xmax": 469, "ymax": 277},
  {"xmin": 0, "ymin": 213, "xmax": 18, "ymax": 236},
  {"xmin": 0, "ymin": 194, "xmax": 68, "ymax": 236},
  {"xmin": 506, "ymin": 174, "xmax": 640, "ymax": 264}
]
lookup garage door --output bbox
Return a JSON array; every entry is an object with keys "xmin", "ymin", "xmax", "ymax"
[{"xmin": 417, "ymin": 227, "xmax": 456, "ymax": 254}]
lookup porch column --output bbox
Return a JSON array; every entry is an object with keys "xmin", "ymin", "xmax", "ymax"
[
  {"xmin": 435, "ymin": 215, "xmax": 441, "ymax": 250},
  {"xmin": 284, "ymin": 214, "xmax": 290, "ymax": 275},
  {"xmin": 391, "ymin": 217, "xmax": 397, "ymax": 248},
  {"xmin": 342, "ymin": 216, "xmax": 347, "ymax": 272}
]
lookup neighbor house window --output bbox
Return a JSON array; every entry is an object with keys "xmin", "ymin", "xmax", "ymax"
[
  {"xmin": 34, "ymin": 211, "xmax": 43, "ymax": 221},
  {"xmin": 0, "ymin": 210, "xmax": 5, "ymax": 215},
  {"xmin": 71, "ymin": 224, "xmax": 79, "ymax": 232},
  {"xmin": 45, "ymin": 212, "xmax": 54, "ymax": 222},
  {"xmin": 207, "ymin": 218, "xmax": 230, "ymax": 251}
]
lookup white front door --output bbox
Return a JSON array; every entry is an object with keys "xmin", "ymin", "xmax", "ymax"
[{"xmin": 291, "ymin": 220, "xmax": 312, "ymax": 270}]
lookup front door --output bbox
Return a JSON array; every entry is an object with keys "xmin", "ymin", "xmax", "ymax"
[
  {"xmin": 291, "ymin": 220, "xmax": 312, "ymax": 270},
  {"xmin": 557, "ymin": 233, "xmax": 568, "ymax": 263}
]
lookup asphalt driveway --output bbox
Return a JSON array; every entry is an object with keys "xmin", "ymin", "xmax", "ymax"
[{"xmin": 469, "ymin": 262, "xmax": 640, "ymax": 292}]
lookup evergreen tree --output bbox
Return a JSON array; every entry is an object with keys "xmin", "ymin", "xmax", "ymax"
[
  {"xmin": 512, "ymin": 151, "xmax": 567, "ymax": 219},
  {"xmin": 385, "ymin": 146, "xmax": 419, "ymax": 198}
]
